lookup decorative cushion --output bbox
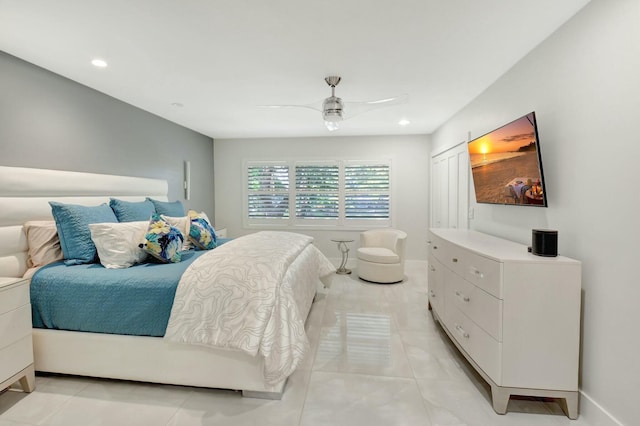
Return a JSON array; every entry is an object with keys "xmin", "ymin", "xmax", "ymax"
[
  {"xmin": 139, "ymin": 214, "xmax": 184, "ymax": 263},
  {"xmin": 161, "ymin": 215, "xmax": 193, "ymax": 251},
  {"xmin": 49, "ymin": 202, "xmax": 118, "ymax": 265},
  {"xmin": 357, "ymin": 247, "xmax": 400, "ymax": 264},
  {"xmin": 23, "ymin": 221, "xmax": 64, "ymax": 268},
  {"xmin": 89, "ymin": 221, "xmax": 148, "ymax": 269},
  {"xmin": 146, "ymin": 198, "xmax": 185, "ymax": 217},
  {"xmin": 187, "ymin": 210, "xmax": 217, "ymax": 250},
  {"xmin": 109, "ymin": 198, "xmax": 156, "ymax": 222}
]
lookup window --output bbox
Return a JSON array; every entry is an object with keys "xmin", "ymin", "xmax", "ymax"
[
  {"xmin": 345, "ymin": 163, "xmax": 390, "ymax": 220},
  {"xmin": 246, "ymin": 163, "xmax": 289, "ymax": 221},
  {"xmin": 295, "ymin": 163, "xmax": 339, "ymax": 219},
  {"xmin": 244, "ymin": 159, "xmax": 391, "ymax": 228}
]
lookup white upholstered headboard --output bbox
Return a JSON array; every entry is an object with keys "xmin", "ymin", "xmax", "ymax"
[{"xmin": 0, "ymin": 166, "xmax": 169, "ymax": 278}]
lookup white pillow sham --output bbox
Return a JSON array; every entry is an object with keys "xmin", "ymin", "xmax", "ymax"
[
  {"xmin": 89, "ymin": 221, "xmax": 148, "ymax": 269},
  {"xmin": 23, "ymin": 220, "xmax": 64, "ymax": 268}
]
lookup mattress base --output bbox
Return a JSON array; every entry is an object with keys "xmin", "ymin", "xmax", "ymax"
[{"xmin": 33, "ymin": 328, "xmax": 286, "ymax": 396}]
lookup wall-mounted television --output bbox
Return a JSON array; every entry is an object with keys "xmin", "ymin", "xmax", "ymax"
[{"xmin": 467, "ymin": 111, "xmax": 547, "ymax": 207}]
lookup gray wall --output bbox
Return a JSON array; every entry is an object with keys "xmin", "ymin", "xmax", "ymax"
[
  {"xmin": 431, "ymin": 0, "xmax": 639, "ymax": 424},
  {"xmin": 0, "ymin": 51, "xmax": 214, "ymax": 216}
]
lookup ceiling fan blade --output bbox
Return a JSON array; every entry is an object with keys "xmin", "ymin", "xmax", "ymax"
[
  {"xmin": 258, "ymin": 101, "xmax": 323, "ymax": 112},
  {"xmin": 343, "ymin": 93, "xmax": 408, "ymax": 119}
]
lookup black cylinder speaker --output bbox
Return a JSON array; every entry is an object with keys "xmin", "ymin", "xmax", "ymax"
[{"xmin": 531, "ymin": 229, "xmax": 558, "ymax": 257}]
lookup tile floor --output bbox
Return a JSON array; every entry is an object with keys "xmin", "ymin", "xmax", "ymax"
[{"xmin": 0, "ymin": 263, "xmax": 595, "ymax": 426}]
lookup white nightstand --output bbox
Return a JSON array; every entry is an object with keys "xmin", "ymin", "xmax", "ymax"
[
  {"xmin": 0, "ymin": 277, "xmax": 35, "ymax": 393},
  {"xmin": 216, "ymin": 227, "xmax": 227, "ymax": 238}
]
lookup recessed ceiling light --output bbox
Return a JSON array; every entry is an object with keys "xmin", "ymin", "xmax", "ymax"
[
  {"xmin": 91, "ymin": 58, "xmax": 108, "ymax": 68},
  {"xmin": 399, "ymin": 119, "xmax": 410, "ymax": 126}
]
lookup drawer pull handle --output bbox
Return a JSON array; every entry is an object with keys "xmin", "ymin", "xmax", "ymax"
[
  {"xmin": 455, "ymin": 324, "xmax": 470, "ymax": 339},
  {"xmin": 429, "ymin": 265, "xmax": 436, "ymax": 272},
  {"xmin": 433, "ymin": 246, "xmax": 438, "ymax": 250},
  {"xmin": 452, "ymin": 258, "xmax": 458, "ymax": 263},
  {"xmin": 455, "ymin": 290, "xmax": 471, "ymax": 303},
  {"xmin": 470, "ymin": 267, "xmax": 484, "ymax": 279},
  {"xmin": 427, "ymin": 241, "xmax": 431, "ymax": 245},
  {"xmin": 429, "ymin": 290, "xmax": 436, "ymax": 298}
]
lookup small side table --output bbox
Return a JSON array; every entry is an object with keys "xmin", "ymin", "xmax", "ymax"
[
  {"xmin": 331, "ymin": 239, "xmax": 354, "ymax": 275},
  {"xmin": 0, "ymin": 277, "xmax": 35, "ymax": 394}
]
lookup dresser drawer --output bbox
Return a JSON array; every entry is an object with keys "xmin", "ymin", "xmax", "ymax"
[
  {"xmin": 428, "ymin": 255, "xmax": 445, "ymax": 316},
  {"xmin": 458, "ymin": 251, "xmax": 502, "ymax": 299},
  {"xmin": 446, "ymin": 271, "xmax": 503, "ymax": 341},
  {"xmin": 0, "ymin": 281, "xmax": 29, "ymax": 315},
  {"xmin": 446, "ymin": 304, "xmax": 502, "ymax": 383},
  {"xmin": 428, "ymin": 233, "xmax": 450, "ymax": 265},
  {"xmin": 0, "ymin": 335, "xmax": 33, "ymax": 382},
  {"xmin": 0, "ymin": 304, "xmax": 32, "ymax": 350}
]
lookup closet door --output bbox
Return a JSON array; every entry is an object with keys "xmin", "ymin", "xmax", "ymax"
[{"xmin": 430, "ymin": 143, "xmax": 469, "ymax": 229}]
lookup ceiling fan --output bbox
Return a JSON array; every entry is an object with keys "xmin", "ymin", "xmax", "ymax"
[{"xmin": 263, "ymin": 76, "xmax": 408, "ymax": 131}]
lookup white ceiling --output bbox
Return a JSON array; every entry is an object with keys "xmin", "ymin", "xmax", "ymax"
[{"xmin": 0, "ymin": 0, "xmax": 591, "ymax": 139}]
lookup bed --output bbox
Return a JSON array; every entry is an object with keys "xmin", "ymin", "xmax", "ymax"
[{"xmin": 0, "ymin": 165, "xmax": 334, "ymax": 398}]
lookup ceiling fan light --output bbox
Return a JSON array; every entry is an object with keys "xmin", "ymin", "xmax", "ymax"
[{"xmin": 324, "ymin": 121, "xmax": 339, "ymax": 131}]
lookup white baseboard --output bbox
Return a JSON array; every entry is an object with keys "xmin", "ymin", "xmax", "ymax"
[{"xmin": 579, "ymin": 390, "xmax": 624, "ymax": 426}]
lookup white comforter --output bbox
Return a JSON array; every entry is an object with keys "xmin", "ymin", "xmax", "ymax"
[{"xmin": 164, "ymin": 231, "xmax": 334, "ymax": 384}]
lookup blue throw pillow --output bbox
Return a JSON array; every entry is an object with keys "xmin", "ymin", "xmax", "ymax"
[
  {"xmin": 139, "ymin": 214, "xmax": 184, "ymax": 263},
  {"xmin": 49, "ymin": 202, "xmax": 118, "ymax": 265},
  {"xmin": 146, "ymin": 198, "xmax": 185, "ymax": 217},
  {"xmin": 109, "ymin": 198, "xmax": 156, "ymax": 222},
  {"xmin": 188, "ymin": 210, "xmax": 217, "ymax": 250}
]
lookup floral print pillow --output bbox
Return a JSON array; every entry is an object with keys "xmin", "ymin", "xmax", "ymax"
[
  {"xmin": 139, "ymin": 214, "xmax": 184, "ymax": 263},
  {"xmin": 188, "ymin": 210, "xmax": 217, "ymax": 250}
]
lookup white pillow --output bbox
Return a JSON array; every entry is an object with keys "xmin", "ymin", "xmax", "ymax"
[
  {"xmin": 89, "ymin": 221, "xmax": 148, "ymax": 269},
  {"xmin": 161, "ymin": 215, "xmax": 192, "ymax": 251},
  {"xmin": 23, "ymin": 221, "xmax": 64, "ymax": 268}
]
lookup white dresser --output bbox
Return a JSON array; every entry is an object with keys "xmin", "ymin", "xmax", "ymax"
[
  {"xmin": 0, "ymin": 277, "xmax": 35, "ymax": 393},
  {"xmin": 427, "ymin": 228, "xmax": 581, "ymax": 419}
]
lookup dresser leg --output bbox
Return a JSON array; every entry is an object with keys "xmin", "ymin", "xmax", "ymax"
[
  {"xmin": 559, "ymin": 391, "xmax": 579, "ymax": 419},
  {"xmin": 18, "ymin": 365, "xmax": 35, "ymax": 393},
  {"xmin": 491, "ymin": 385, "xmax": 510, "ymax": 414}
]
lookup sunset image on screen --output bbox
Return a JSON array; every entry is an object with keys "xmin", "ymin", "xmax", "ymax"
[{"xmin": 468, "ymin": 112, "xmax": 546, "ymax": 206}]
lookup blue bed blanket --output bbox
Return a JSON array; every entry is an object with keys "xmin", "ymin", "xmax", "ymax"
[{"xmin": 31, "ymin": 249, "xmax": 215, "ymax": 337}]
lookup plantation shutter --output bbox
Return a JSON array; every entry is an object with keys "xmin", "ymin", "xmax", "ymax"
[
  {"xmin": 345, "ymin": 163, "xmax": 390, "ymax": 219},
  {"xmin": 295, "ymin": 164, "xmax": 339, "ymax": 219},
  {"xmin": 246, "ymin": 164, "xmax": 290, "ymax": 218}
]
